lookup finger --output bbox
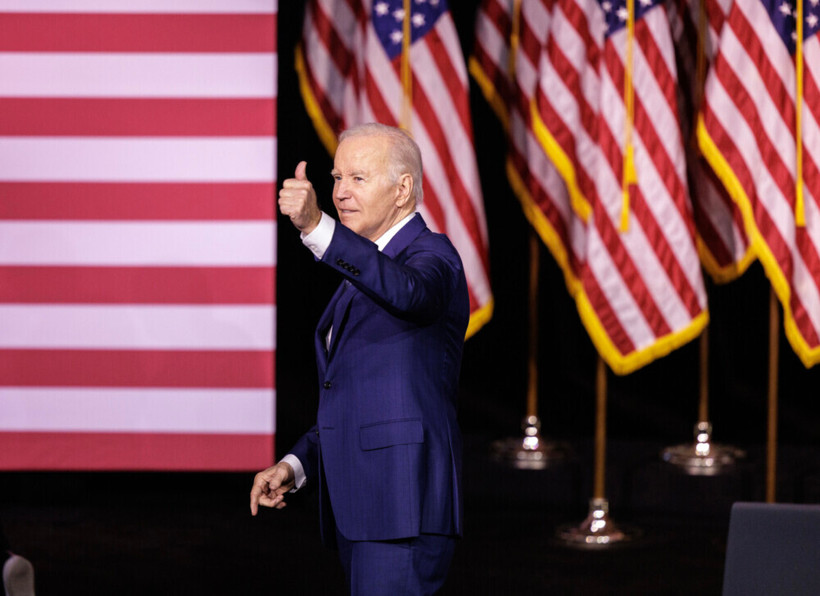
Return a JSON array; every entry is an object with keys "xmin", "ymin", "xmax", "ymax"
[
  {"xmin": 250, "ymin": 483, "xmax": 266, "ymax": 515},
  {"xmin": 256, "ymin": 493, "xmax": 283, "ymax": 510},
  {"xmin": 281, "ymin": 178, "xmax": 310, "ymax": 189},
  {"xmin": 294, "ymin": 160, "xmax": 308, "ymax": 181}
]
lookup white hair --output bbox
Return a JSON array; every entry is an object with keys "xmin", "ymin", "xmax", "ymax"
[{"xmin": 338, "ymin": 123, "xmax": 424, "ymax": 204}]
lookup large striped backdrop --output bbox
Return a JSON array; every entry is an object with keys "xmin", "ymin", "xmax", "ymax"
[{"xmin": 0, "ymin": 1, "xmax": 278, "ymax": 470}]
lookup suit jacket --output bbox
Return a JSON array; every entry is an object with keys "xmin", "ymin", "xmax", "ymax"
[{"xmin": 289, "ymin": 213, "xmax": 469, "ymax": 543}]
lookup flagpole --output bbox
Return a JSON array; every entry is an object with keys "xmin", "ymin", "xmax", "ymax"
[
  {"xmin": 661, "ymin": 327, "xmax": 744, "ymax": 474},
  {"xmin": 491, "ymin": 231, "xmax": 568, "ymax": 469},
  {"xmin": 593, "ymin": 355, "xmax": 607, "ymax": 500},
  {"xmin": 558, "ymin": 356, "xmax": 636, "ymax": 547},
  {"xmin": 766, "ymin": 288, "xmax": 779, "ymax": 502}
]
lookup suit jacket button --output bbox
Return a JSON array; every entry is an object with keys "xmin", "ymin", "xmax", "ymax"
[
  {"xmin": 323, "ymin": 381, "xmax": 332, "ymax": 389},
  {"xmin": 336, "ymin": 259, "xmax": 345, "ymax": 266}
]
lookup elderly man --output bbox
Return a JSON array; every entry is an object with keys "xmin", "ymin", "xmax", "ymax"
[{"xmin": 250, "ymin": 123, "xmax": 469, "ymax": 594}]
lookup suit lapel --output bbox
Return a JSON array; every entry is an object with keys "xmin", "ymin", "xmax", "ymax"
[
  {"xmin": 315, "ymin": 281, "xmax": 345, "ymax": 369},
  {"xmin": 328, "ymin": 280, "xmax": 354, "ymax": 358},
  {"xmin": 383, "ymin": 213, "xmax": 427, "ymax": 259},
  {"xmin": 316, "ymin": 214, "xmax": 429, "ymax": 364}
]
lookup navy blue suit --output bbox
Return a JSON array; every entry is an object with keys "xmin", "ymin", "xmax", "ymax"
[{"xmin": 289, "ymin": 213, "xmax": 468, "ymax": 549}]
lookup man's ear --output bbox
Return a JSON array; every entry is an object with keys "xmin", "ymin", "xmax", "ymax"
[{"xmin": 395, "ymin": 173, "xmax": 413, "ymax": 206}]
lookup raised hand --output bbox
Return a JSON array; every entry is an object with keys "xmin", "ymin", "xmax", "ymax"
[{"xmin": 278, "ymin": 161, "xmax": 322, "ymax": 235}]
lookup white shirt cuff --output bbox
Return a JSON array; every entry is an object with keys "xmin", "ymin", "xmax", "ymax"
[
  {"xmin": 301, "ymin": 212, "xmax": 336, "ymax": 259},
  {"xmin": 280, "ymin": 454, "xmax": 307, "ymax": 492}
]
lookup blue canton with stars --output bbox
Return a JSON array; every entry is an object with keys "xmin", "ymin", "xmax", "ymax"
[
  {"xmin": 372, "ymin": 0, "xmax": 447, "ymax": 60},
  {"xmin": 597, "ymin": 0, "xmax": 663, "ymax": 39},
  {"xmin": 760, "ymin": 0, "xmax": 820, "ymax": 55}
]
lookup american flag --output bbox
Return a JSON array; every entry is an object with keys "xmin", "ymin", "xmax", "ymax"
[
  {"xmin": 668, "ymin": 0, "xmax": 752, "ymax": 282},
  {"xmin": 471, "ymin": 1, "xmax": 585, "ymax": 320},
  {"xmin": 475, "ymin": 0, "xmax": 709, "ymax": 374},
  {"xmin": 297, "ymin": 0, "xmax": 493, "ymax": 337},
  {"xmin": 0, "ymin": 1, "xmax": 278, "ymax": 470},
  {"xmin": 698, "ymin": 0, "xmax": 820, "ymax": 366}
]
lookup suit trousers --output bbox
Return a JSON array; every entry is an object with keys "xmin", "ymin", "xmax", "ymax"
[{"xmin": 335, "ymin": 528, "xmax": 456, "ymax": 596}]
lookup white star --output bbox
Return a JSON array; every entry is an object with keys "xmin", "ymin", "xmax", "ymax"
[
  {"xmin": 393, "ymin": 8, "xmax": 406, "ymax": 21},
  {"xmin": 602, "ymin": 1, "xmax": 612, "ymax": 12},
  {"xmin": 374, "ymin": 2, "xmax": 389, "ymax": 16},
  {"xmin": 617, "ymin": 6, "xmax": 628, "ymax": 20},
  {"xmin": 811, "ymin": 0, "xmax": 819, "ymax": 7},
  {"xmin": 390, "ymin": 29, "xmax": 403, "ymax": 44},
  {"xmin": 415, "ymin": 0, "xmax": 427, "ymax": 3},
  {"xmin": 778, "ymin": 1, "xmax": 792, "ymax": 15},
  {"xmin": 430, "ymin": 0, "xmax": 439, "ymax": 5},
  {"xmin": 639, "ymin": 0, "xmax": 652, "ymax": 6},
  {"xmin": 412, "ymin": 13, "xmax": 426, "ymax": 27},
  {"xmin": 808, "ymin": 13, "xmax": 819, "ymax": 27}
]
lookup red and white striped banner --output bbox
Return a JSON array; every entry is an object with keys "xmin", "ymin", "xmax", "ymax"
[{"xmin": 0, "ymin": 0, "xmax": 278, "ymax": 470}]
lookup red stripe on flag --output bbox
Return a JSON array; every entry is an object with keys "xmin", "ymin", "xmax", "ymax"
[
  {"xmin": 0, "ymin": 13, "xmax": 276, "ymax": 53},
  {"xmin": 630, "ymin": 188, "xmax": 702, "ymax": 318},
  {"xmin": 583, "ymin": 271, "xmax": 638, "ymax": 355},
  {"xmin": 0, "ymin": 266, "xmax": 275, "ymax": 304},
  {"xmin": 0, "ymin": 431, "xmax": 274, "ymax": 471},
  {"xmin": 594, "ymin": 197, "xmax": 674, "ymax": 338},
  {"xmin": 729, "ymin": 10, "xmax": 795, "ymax": 123},
  {"xmin": 712, "ymin": 58, "xmax": 795, "ymax": 198},
  {"xmin": 0, "ymin": 349, "xmax": 274, "ymax": 388},
  {"xmin": 482, "ymin": 0, "xmax": 512, "ymax": 42},
  {"xmin": 700, "ymin": 105, "xmax": 756, "ymax": 202},
  {"xmin": 0, "ymin": 183, "xmax": 276, "ymax": 220},
  {"xmin": 533, "ymin": 82, "xmax": 596, "ymax": 200},
  {"xmin": 0, "ymin": 98, "xmax": 276, "ymax": 137},
  {"xmin": 425, "ymin": 30, "xmax": 472, "ymax": 135},
  {"xmin": 411, "ymin": 77, "xmax": 486, "ymax": 263}
]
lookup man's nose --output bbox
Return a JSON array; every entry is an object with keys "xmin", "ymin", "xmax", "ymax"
[{"xmin": 334, "ymin": 180, "xmax": 350, "ymax": 199}]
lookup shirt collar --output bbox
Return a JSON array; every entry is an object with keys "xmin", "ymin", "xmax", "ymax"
[{"xmin": 374, "ymin": 212, "xmax": 416, "ymax": 252}]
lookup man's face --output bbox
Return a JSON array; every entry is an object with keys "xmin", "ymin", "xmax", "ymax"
[{"xmin": 331, "ymin": 135, "xmax": 407, "ymax": 242}]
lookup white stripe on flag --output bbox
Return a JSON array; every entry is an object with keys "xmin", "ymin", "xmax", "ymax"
[
  {"xmin": 0, "ymin": 222, "xmax": 276, "ymax": 266},
  {"xmin": 0, "ymin": 304, "xmax": 276, "ymax": 349},
  {"xmin": 0, "ymin": 388, "xmax": 276, "ymax": 434},
  {"xmin": 0, "ymin": 138, "xmax": 276, "ymax": 182},
  {"xmin": 0, "ymin": 54, "xmax": 276, "ymax": 98}
]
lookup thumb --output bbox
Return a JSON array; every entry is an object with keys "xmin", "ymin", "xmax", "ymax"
[{"xmin": 294, "ymin": 161, "xmax": 308, "ymax": 181}]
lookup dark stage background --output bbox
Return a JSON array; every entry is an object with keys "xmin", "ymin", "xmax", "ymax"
[{"xmin": 3, "ymin": 3, "xmax": 820, "ymax": 594}]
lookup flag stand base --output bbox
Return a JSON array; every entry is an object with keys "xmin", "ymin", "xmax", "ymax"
[
  {"xmin": 490, "ymin": 416, "xmax": 570, "ymax": 470},
  {"xmin": 556, "ymin": 498, "xmax": 639, "ymax": 548},
  {"xmin": 661, "ymin": 421, "xmax": 745, "ymax": 476}
]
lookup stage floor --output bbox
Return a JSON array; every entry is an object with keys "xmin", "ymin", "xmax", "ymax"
[{"xmin": 3, "ymin": 435, "xmax": 819, "ymax": 595}]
